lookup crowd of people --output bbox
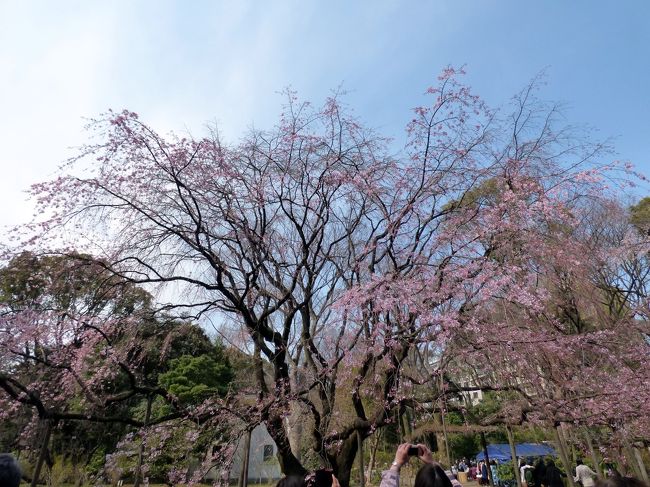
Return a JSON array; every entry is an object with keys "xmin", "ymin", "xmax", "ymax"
[
  {"xmin": 0, "ymin": 446, "xmax": 647, "ymax": 487},
  {"xmin": 374, "ymin": 446, "xmax": 648, "ymax": 487},
  {"xmin": 448, "ymin": 455, "xmax": 646, "ymax": 487},
  {"xmin": 377, "ymin": 447, "xmax": 648, "ymax": 487}
]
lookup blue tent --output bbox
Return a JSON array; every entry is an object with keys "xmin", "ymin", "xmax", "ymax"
[{"xmin": 475, "ymin": 443, "xmax": 557, "ymax": 462}]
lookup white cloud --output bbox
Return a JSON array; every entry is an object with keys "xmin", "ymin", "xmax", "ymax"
[
  {"xmin": 3, "ymin": 0, "xmax": 645, "ymax": 241},
  {"xmin": 0, "ymin": 2, "xmax": 120, "ymax": 230}
]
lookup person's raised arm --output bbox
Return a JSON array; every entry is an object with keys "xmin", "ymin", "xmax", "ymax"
[
  {"xmin": 380, "ymin": 444, "xmax": 412, "ymax": 487},
  {"xmin": 417, "ymin": 444, "xmax": 434, "ymax": 465},
  {"xmin": 391, "ymin": 443, "xmax": 412, "ymax": 472}
]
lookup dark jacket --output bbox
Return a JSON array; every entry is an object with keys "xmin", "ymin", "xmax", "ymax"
[
  {"xmin": 545, "ymin": 465, "xmax": 566, "ymax": 487},
  {"xmin": 533, "ymin": 463, "xmax": 546, "ymax": 487}
]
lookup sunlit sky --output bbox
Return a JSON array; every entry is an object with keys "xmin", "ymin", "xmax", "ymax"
[{"xmin": 2, "ymin": 1, "xmax": 649, "ymax": 232}]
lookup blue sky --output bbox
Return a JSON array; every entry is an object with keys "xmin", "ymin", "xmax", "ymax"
[{"xmin": 1, "ymin": 1, "xmax": 649, "ymax": 230}]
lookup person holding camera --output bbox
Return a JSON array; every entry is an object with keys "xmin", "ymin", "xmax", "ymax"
[{"xmin": 381, "ymin": 443, "xmax": 458, "ymax": 487}]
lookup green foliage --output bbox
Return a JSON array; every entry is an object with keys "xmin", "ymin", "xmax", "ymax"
[
  {"xmin": 86, "ymin": 446, "xmax": 108, "ymax": 476},
  {"xmin": 629, "ymin": 197, "xmax": 650, "ymax": 234},
  {"xmin": 446, "ymin": 411, "xmax": 464, "ymax": 425},
  {"xmin": 449, "ymin": 434, "xmax": 479, "ymax": 461},
  {"xmin": 0, "ymin": 410, "xmax": 24, "ymax": 451},
  {"xmin": 444, "ymin": 411, "xmax": 479, "ymax": 461},
  {"xmin": 105, "ymin": 420, "xmax": 224, "ymax": 483},
  {"xmin": 158, "ymin": 352, "xmax": 234, "ymax": 405},
  {"xmin": 513, "ymin": 425, "xmax": 551, "ymax": 444},
  {"xmin": 0, "ymin": 251, "xmax": 239, "ymax": 481},
  {"xmin": 497, "ymin": 461, "xmax": 516, "ymax": 482},
  {"xmin": 443, "ymin": 178, "xmax": 501, "ymax": 212},
  {"xmin": 0, "ymin": 251, "xmax": 152, "ymax": 315},
  {"xmin": 467, "ymin": 391, "xmax": 504, "ymax": 420},
  {"xmin": 48, "ymin": 455, "xmax": 83, "ymax": 486}
]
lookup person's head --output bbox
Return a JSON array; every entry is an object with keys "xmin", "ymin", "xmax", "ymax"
[
  {"xmin": 414, "ymin": 463, "xmax": 454, "ymax": 487},
  {"xmin": 0, "ymin": 454, "xmax": 21, "ymax": 487},
  {"xmin": 577, "ymin": 459, "xmax": 583, "ymax": 466},
  {"xmin": 546, "ymin": 459, "xmax": 555, "ymax": 468},
  {"xmin": 277, "ymin": 475, "xmax": 306, "ymax": 487},
  {"xmin": 305, "ymin": 469, "xmax": 335, "ymax": 487}
]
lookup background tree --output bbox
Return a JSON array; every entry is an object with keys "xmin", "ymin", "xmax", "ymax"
[{"xmin": 0, "ymin": 252, "xmax": 236, "ymax": 485}]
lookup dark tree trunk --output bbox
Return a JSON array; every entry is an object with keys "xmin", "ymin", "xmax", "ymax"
[
  {"xmin": 365, "ymin": 430, "xmax": 381, "ymax": 485},
  {"xmin": 133, "ymin": 396, "xmax": 152, "ymax": 487},
  {"xmin": 238, "ymin": 430, "xmax": 252, "ymax": 487},
  {"xmin": 267, "ymin": 415, "xmax": 307, "ymax": 476},
  {"xmin": 480, "ymin": 432, "xmax": 494, "ymax": 487},
  {"xmin": 553, "ymin": 425, "xmax": 575, "ymax": 487},
  {"xmin": 31, "ymin": 419, "xmax": 53, "ymax": 487},
  {"xmin": 633, "ymin": 447, "xmax": 649, "ymax": 484},
  {"xmin": 506, "ymin": 426, "xmax": 522, "ymax": 487},
  {"xmin": 357, "ymin": 430, "xmax": 365, "ymax": 487},
  {"xmin": 330, "ymin": 434, "xmax": 359, "ymax": 487},
  {"xmin": 583, "ymin": 429, "xmax": 601, "ymax": 479}
]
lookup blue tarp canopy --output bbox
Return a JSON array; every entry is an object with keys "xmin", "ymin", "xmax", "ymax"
[{"xmin": 475, "ymin": 443, "xmax": 557, "ymax": 462}]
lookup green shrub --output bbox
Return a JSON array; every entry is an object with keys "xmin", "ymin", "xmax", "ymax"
[{"xmin": 496, "ymin": 461, "xmax": 516, "ymax": 482}]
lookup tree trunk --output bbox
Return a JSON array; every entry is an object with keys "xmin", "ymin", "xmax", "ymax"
[
  {"xmin": 506, "ymin": 425, "xmax": 522, "ymax": 487},
  {"xmin": 365, "ymin": 431, "xmax": 381, "ymax": 485},
  {"xmin": 480, "ymin": 433, "xmax": 495, "ymax": 487},
  {"xmin": 401, "ymin": 408, "xmax": 412, "ymax": 440},
  {"xmin": 288, "ymin": 369, "xmax": 304, "ymax": 462},
  {"xmin": 31, "ymin": 419, "xmax": 53, "ymax": 487},
  {"xmin": 330, "ymin": 434, "xmax": 359, "ymax": 487},
  {"xmin": 433, "ymin": 412, "xmax": 449, "ymax": 466},
  {"xmin": 73, "ymin": 456, "xmax": 83, "ymax": 487},
  {"xmin": 633, "ymin": 447, "xmax": 649, "ymax": 484},
  {"xmin": 238, "ymin": 430, "xmax": 252, "ymax": 487},
  {"xmin": 553, "ymin": 425, "xmax": 575, "ymax": 487},
  {"xmin": 440, "ymin": 409, "xmax": 451, "ymax": 467},
  {"xmin": 133, "ymin": 396, "xmax": 152, "ymax": 487},
  {"xmin": 399, "ymin": 406, "xmax": 407, "ymax": 443},
  {"xmin": 623, "ymin": 441, "xmax": 642, "ymax": 480},
  {"xmin": 267, "ymin": 414, "xmax": 307, "ymax": 476},
  {"xmin": 357, "ymin": 430, "xmax": 365, "ymax": 487},
  {"xmin": 560, "ymin": 424, "xmax": 579, "ymax": 479},
  {"xmin": 439, "ymin": 374, "xmax": 451, "ymax": 467}
]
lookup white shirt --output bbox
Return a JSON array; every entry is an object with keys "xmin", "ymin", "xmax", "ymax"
[{"xmin": 574, "ymin": 464, "xmax": 597, "ymax": 487}]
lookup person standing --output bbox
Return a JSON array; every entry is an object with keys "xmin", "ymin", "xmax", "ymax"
[
  {"xmin": 379, "ymin": 443, "xmax": 457, "ymax": 487},
  {"xmin": 521, "ymin": 460, "xmax": 533, "ymax": 487},
  {"xmin": 476, "ymin": 462, "xmax": 484, "ymax": 484},
  {"xmin": 482, "ymin": 461, "xmax": 490, "ymax": 486},
  {"xmin": 533, "ymin": 459, "xmax": 547, "ymax": 487},
  {"xmin": 524, "ymin": 461, "xmax": 536, "ymax": 487},
  {"xmin": 544, "ymin": 459, "xmax": 567, "ymax": 487},
  {"xmin": 490, "ymin": 461, "xmax": 500, "ymax": 487},
  {"xmin": 574, "ymin": 459, "xmax": 598, "ymax": 487},
  {"xmin": 470, "ymin": 463, "xmax": 477, "ymax": 481}
]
